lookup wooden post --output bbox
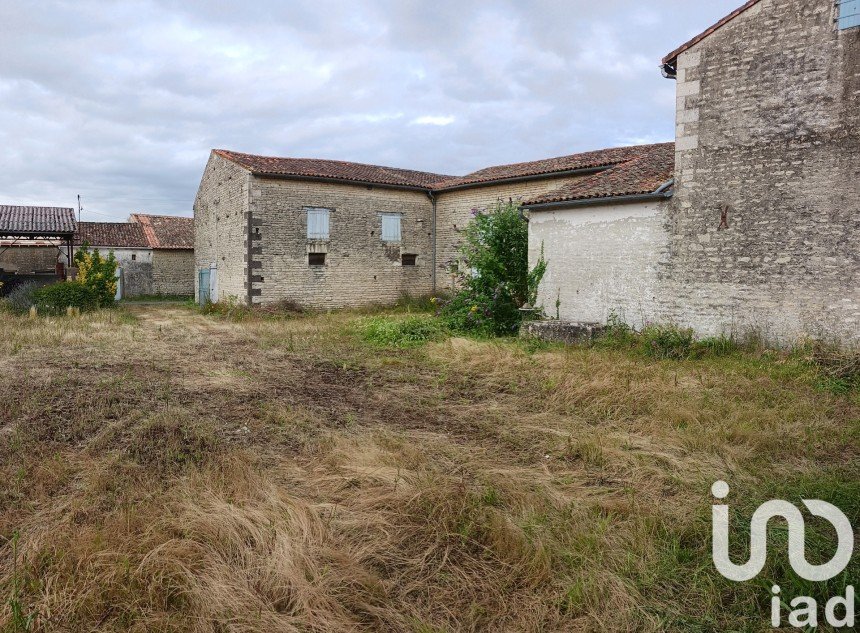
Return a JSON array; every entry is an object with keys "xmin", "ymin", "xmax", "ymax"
[{"xmin": 29, "ymin": 306, "xmax": 37, "ymax": 319}]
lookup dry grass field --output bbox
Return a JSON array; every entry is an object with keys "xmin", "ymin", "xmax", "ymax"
[{"xmin": 0, "ymin": 304, "xmax": 857, "ymax": 632}]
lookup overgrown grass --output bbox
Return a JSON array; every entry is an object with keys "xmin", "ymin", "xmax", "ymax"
[
  {"xmin": 121, "ymin": 293, "xmax": 193, "ymax": 303},
  {"xmin": 0, "ymin": 305, "xmax": 856, "ymax": 631},
  {"xmin": 358, "ymin": 314, "xmax": 447, "ymax": 348}
]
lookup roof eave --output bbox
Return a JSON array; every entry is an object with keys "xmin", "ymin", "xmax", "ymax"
[
  {"xmin": 0, "ymin": 230, "xmax": 75, "ymax": 239},
  {"xmin": 523, "ymin": 189, "xmax": 673, "ymax": 212},
  {"xmin": 250, "ymin": 171, "xmax": 433, "ymax": 193}
]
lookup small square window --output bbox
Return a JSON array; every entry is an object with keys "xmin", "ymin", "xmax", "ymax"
[
  {"xmin": 306, "ymin": 207, "xmax": 330, "ymax": 240},
  {"xmin": 380, "ymin": 213, "xmax": 402, "ymax": 242},
  {"xmin": 401, "ymin": 253, "xmax": 417, "ymax": 266},
  {"xmin": 131, "ymin": 254, "xmax": 137, "ymax": 261},
  {"xmin": 839, "ymin": 0, "xmax": 860, "ymax": 29},
  {"xmin": 308, "ymin": 252, "xmax": 326, "ymax": 266}
]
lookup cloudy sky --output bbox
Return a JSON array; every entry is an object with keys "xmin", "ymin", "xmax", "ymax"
[{"xmin": 0, "ymin": 1, "xmax": 739, "ymax": 221}]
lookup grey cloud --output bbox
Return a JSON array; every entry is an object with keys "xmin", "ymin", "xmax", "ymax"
[{"xmin": 0, "ymin": 0, "xmax": 740, "ymax": 220}]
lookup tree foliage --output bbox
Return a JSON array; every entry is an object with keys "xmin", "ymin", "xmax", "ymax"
[
  {"xmin": 74, "ymin": 244, "xmax": 118, "ymax": 307},
  {"xmin": 438, "ymin": 200, "xmax": 546, "ymax": 335}
]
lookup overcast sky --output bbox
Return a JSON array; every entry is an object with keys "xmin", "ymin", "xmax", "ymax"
[{"xmin": 0, "ymin": 1, "xmax": 739, "ymax": 221}]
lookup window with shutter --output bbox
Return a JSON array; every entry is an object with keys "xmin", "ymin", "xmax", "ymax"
[
  {"xmin": 306, "ymin": 208, "xmax": 330, "ymax": 240},
  {"xmin": 839, "ymin": 0, "xmax": 860, "ymax": 29},
  {"xmin": 380, "ymin": 214, "xmax": 402, "ymax": 242}
]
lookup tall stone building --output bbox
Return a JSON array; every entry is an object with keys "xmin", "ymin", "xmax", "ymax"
[
  {"xmin": 658, "ymin": 0, "xmax": 859, "ymax": 343},
  {"xmin": 526, "ymin": 0, "xmax": 858, "ymax": 345}
]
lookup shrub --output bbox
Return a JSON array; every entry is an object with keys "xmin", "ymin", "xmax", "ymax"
[
  {"xmin": 31, "ymin": 282, "xmax": 98, "ymax": 315},
  {"xmin": 438, "ymin": 200, "xmax": 546, "ymax": 336},
  {"xmin": 359, "ymin": 315, "xmax": 446, "ymax": 348},
  {"xmin": 200, "ymin": 297, "xmax": 255, "ymax": 321},
  {"xmin": 74, "ymin": 244, "xmax": 118, "ymax": 307},
  {"xmin": 807, "ymin": 342, "xmax": 860, "ymax": 393},
  {"xmin": 1, "ymin": 281, "xmax": 40, "ymax": 314},
  {"xmin": 640, "ymin": 324, "xmax": 695, "ymax": 360}
]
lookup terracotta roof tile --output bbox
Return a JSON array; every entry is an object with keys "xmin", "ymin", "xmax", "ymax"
[
  {"xmin": 129, "ymin": 213, "xmax": 194, "ymax": 249},
  {"xmin": 0, "ymin": 205, "xmax": 76, "ymax": 235},
  {"xmin": 74, "ymin": 222, "xmax": 149, "ymax": 248},
  {"xmin": 429, "ymin": 144, "xmax": 659, "ymax": 190},
  {"xmin": 662, "ymin": 0, "xmax": 762, "ymax": 65},
  {"xmin": 215, "ymin": 149, "xmax": 451, "ymax": 189},
  {"xmin": 216, "ymin": 143, "xmax": 674, "ymax": 194},
  {"xmin": 524, "ymin": 143, "xmax": 674, "ymax": 206}
]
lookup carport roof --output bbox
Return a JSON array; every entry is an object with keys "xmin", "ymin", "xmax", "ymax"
[{"xmin": 0, "ymin": 205, "xmax": 77, "ymax": 237}]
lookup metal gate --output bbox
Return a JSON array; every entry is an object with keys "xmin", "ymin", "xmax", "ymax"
[
  {"xmin": 198, "ymin": 267, "xmax": 210, "ymax": 306},
  {"xmin": 114, "ymin": 267, "xmax": 123, "ymax": 301}
]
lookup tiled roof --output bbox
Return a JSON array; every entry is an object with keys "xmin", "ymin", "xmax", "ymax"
[
  {"xmin": 524, "ymin": 143, "xmax": 675, "ymax": 207},
  {"xmin": 129, "ymin": 213, "xmax": 194, "ymax": 249},
  {"xmin": 216, "ymin": 143, "xmax": 674, "ymax": 193},
  {"xmin": 429, "ymin": 144, "xmax": 662, "ymax": 190},
  {"xmin": 0, "ymin": 205, "xmax": 76, "ymax": 235},
  {"xmin": 662, "ymin": 0, "xmax": 762, "ymax": 65},
  {"xmin": 215, "ymin": 149, "xmax": 451, "ymax": 189},
  {"xmin": 74, "ymin": 221, "xmax": 149, "ymax": 248}
]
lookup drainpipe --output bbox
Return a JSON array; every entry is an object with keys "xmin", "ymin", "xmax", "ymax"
[
  {"xmin": 661, "ymin": 62, "xmax": 677, "ymax": 79},
  {"xmin": 246, "ymin": 208, "xmax": 254, "ymax": 306},
  {"xmin": 427, "ymin": 190, "xmax": 437, "ymax": 292}
]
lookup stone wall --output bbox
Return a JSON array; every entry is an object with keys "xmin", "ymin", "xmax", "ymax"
[
  {"xmin": 666, "ymin": 0, "xmax": 860, "ymax": 344},
  {"xmin": 102, "ymin": 248, "xmax": 153, "ymax": 297},
  {"xmin": 529, "ymin": 199, "xmax": 672, "ymax": 327},
  {"xmin": 152, "ymin": 249, "xmax": 194, "ymax": 296},
  {"xmin": 194, "ymin": 152, "xmax": 250, "ymax": 303},
  {"xmin": 249, "ymin": 178, "xmax": 433, "ymax": 308},
  {"xmin": 0, "ymin": 245, "xmax": 61, "ymax": 273},
  {"xmin": 434, "ymin": 174, "xmax": 596, "ymax": 290}
]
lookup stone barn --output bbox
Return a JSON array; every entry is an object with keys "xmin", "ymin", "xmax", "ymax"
[
  {"xmin": 127, "ymin": 214, "xmax": 195, "ymax": 296},
  {"xmin": 193, "ymin": 144, "xmax": 671, "ymax": 308}
]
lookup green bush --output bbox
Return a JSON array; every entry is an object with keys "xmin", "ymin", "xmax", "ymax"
[
  {"xmin": 1, "ymin": 282, "xmax": 40, "ymax": 314},
  {"xmin": 74, "ymin": 244, "xmax": 118, "ymax": 308},
  {"xmin": 359, "ymin": 315, "xmax": 446, "ymax": 348},
  {"xmin": 31, "ymin": 282, "xmax": 98, "ymax": 315},
  {"xmin": 437, "ymin": 200, "xmax": 546, "ymax": 336},
  {"xmin": 640, "ymin": 325, "xmax": 696, "ymax": 360}
]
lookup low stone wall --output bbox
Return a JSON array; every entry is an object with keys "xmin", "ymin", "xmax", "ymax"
[{"xmin": 520, "ymin": 320, "xmax": 605, "ymax": 344}]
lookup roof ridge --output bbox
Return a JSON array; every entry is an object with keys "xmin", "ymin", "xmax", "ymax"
[
  {"xmin": 460, "ymin": 141, "xmax": 671, "ymax": 174},
  {"xmin": 215, "ymin": 149, "xmax": 451, "ymax": 178},
  {"xmin": 213, "ymin": 141, "xmax": 674, "ymax": 192},
  {"xmin": 129, "ymin": 213, "xmax": 192, "ymax": 219}
]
